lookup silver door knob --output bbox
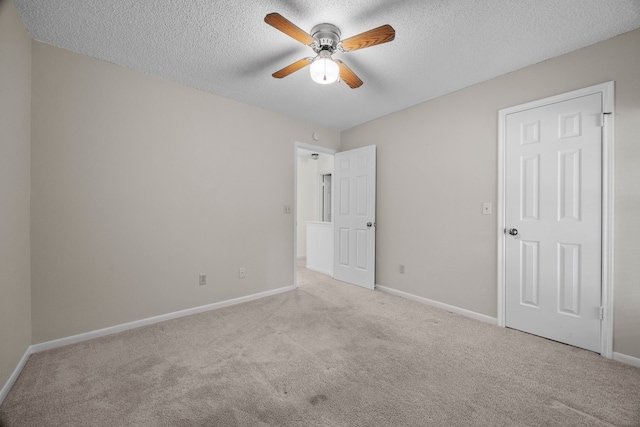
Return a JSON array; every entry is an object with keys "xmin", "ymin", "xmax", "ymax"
[
  {"xmin": 367, "ymin": 222, "xmax": 375, "ymax": 228},
  {"xmin": 509, "ymin": 228, "xmax": 518, "ymax": 236}
]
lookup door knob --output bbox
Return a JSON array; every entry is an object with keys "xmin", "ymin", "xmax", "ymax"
[
  {"xmin": 508, "ymin": 228, "xmax": 518, "ymax": 236},
  {"xmin": 367, "ymin": 222, "xmax": 375, "ymax": 228}
]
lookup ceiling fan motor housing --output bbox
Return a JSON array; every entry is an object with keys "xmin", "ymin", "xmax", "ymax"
[{"xmin": 311, "ymin": 23, "xmax": 341, "ymax": 53}]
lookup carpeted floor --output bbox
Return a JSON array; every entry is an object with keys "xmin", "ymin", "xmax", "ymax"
[{"xmin": 1, "ymin": 264, "xmax": 639, "ymax": 426}]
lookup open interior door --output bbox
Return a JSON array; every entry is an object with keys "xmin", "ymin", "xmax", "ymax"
[{"xmin": 333, "ymin": 145, "xmax": 376, "ymax": 289}]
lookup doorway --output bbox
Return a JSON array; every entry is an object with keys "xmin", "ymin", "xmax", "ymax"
[
  {"xmin": 497, "ymin": 82, "xmax": 614, "ymax": 357},
  {"xmin": 294, "ymin": 143, "xmax": 336, "ymax": 285}
]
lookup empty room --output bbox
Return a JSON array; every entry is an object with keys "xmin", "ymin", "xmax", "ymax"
[{"xmin": 1, "ymin": 0, "xmax": 639, "ymax": 425}]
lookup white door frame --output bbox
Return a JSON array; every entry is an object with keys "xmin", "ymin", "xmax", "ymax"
[
  {"xmin": 293, "ymin": 142, "xmax": 337, "ymax": 285},
  {"xmin": 497, "ymin": 82, "xmax": 615, "ymax": 358}
]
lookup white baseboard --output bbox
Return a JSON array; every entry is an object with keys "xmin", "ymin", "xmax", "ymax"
[
  {"xmin": 376, "ymin": 286, "xmax": 640, "ymax": 369},
  {"xmin": 305, "ymin": 265, "xmax": 332, "ymax": 276},
  {"xmin": 376, "ymin": 284, "xmax": 498, "ymax": 325},
  {"xmin": 1, "ymin": 285, "xmax": 296, "ymax": 404},
  {"xmin": 31, "ymin": 285, "xmax": 296, "ymax": 354},
  {"xmin": 613, "ymin": 352, "xmax": 640, "ymax": 368},
  {"xmin": 0, "ymin": 347, "xmax": 32, "ymax": 405},
  {"xmin": 4, "ymin": 284, "xmax": 638, "ymax": 405}
]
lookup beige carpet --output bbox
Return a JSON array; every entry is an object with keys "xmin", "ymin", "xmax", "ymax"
[{"xmin": 1, "ymin": 265, "xmax": 639, "ymax": 426}]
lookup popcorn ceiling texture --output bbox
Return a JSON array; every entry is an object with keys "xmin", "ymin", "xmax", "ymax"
[{"xmin": 13, "ymin": 0, "xmax": 640, "ymax": 130}]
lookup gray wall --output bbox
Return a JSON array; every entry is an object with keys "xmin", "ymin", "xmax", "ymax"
[
  {"xmin": 0, "ymin": 0, "xmax": 31, "ymax": 388},
  {"xmin": 30, "ymin": 42, "xmax": 340, "ymax": 343},
  {"xmin": 341, "ymin": 29, "xmax": 640, "ymax": 359}
]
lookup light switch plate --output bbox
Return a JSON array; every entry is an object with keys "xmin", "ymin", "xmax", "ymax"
[{"xmin": 482, "ymin": 203, "xmax": 492, "ymax": 215}]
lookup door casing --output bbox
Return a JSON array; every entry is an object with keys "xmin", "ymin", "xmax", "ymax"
[{"xmin": 497, "ymin": 82, "xmax": 614, "ymax": 358}]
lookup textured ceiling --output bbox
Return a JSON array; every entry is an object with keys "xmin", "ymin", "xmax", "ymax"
[{"xmin": 13, "ymin": 0, "xmax": 640, "ymax": 131}]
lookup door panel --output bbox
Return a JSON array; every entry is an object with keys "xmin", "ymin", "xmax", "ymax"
[
  {"xmin": 558, "ymin": 243, "xmax": 580, "ymax": 315},
  {"xmin": 520, "ymin": 240, "xmax": 539, "ymax": 307},
  {"xmin": 558, "ymin": 149, "xmax": 581, "ymax": 221},
  {"xmin": 521, "ymin": 155, "xmax": 540, "ymax": 220},
  {"xmin": 333, "ymin": 145, "xmax": 376, "ymax": 289},
  {"xmin": 505, "ymin": 93, "xmax": 602, "ymax": 352}
]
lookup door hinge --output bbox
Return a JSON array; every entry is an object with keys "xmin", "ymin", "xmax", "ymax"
[
  {"xmin": 599, "ymin": 307, "xmax": 604, "ymax": 320},
  {"xmin": 601, "ymin": 112, "xmax": 612, "ymax": 127}
]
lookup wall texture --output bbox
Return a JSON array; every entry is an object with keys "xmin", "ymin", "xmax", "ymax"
[
  {"xmin": 30, "ymin": 42, "xmax": 340, "ymax": 343},
  {"xmin": 0, "ymin": 0, "xmax": 32, "ymax": 389},
  {"xmin": 341, "ymin": 29, "xmax": 640, "ymax": 359}
]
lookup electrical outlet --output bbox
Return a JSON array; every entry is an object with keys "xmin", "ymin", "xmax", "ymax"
[
  {"xmin": 199, "ymin": 274, "xmax": 206, "ymax": 286},
  {"xmin": 238, "ymin": 268, "xmax": 246, "ymax": 279},
  {"xmin": 400, "ymin": 264, "xmax": 406, "ymax": 274},
  {"xmin": 283, "ymin": 205, "xmax": 292, "ymax": 214}
]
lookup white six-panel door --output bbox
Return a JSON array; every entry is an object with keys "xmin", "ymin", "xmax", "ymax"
[
  {"xmin": 333, "ymin": 145, "xmax": 376, "ymax": 289},
  {"xmin": 504, "ymin": 93, "xmax": 602, "ymax": 352}
]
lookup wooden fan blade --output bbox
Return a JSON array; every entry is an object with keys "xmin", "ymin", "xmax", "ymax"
[
  {"xmin": 337, "ymin": 61, "xmax": 363, "ymax": 89},
  {"xmin": 272, "ymin": 58, "xmax": 312, "ymax": 79},
  {"xmin": 340, "ymin": 24, "xmax": 395, "ymax": 52},
  {"xmin": 265, "ymin": 13, "xmax": 314, "ymax": 46}
]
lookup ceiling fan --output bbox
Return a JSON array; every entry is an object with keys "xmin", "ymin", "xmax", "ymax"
[{"xmin": 264, "ymin": 13, "xmax": 395, "ymax": 89}]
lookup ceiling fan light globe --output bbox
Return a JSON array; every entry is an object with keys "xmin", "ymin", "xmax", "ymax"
[{"xmin": 310, "ymin": 56, "xmax": 340, "ymax": 85}]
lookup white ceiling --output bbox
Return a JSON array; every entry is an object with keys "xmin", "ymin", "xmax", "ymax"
[{"xmin": 13, "ymin": 0, "xmax": 640, "ymax": 131}]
